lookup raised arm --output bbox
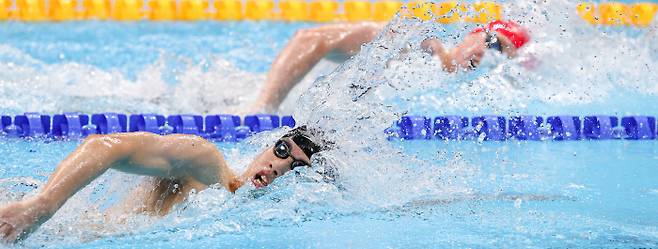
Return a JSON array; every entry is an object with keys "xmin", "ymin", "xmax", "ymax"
[
  {"xmin": 0, "ymin": 132, "xmax": 238, "ymax": 243},
  {"xmin": 251, "ymin": 22, "xmax": 385, "ymax": 112}
]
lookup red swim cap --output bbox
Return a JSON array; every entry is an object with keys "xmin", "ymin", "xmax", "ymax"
[{"xmin": 472, "ymin": 20, "xmax": 530, "ymax": 49}]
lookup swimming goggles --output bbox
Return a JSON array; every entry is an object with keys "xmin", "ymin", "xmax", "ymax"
[
  {"xmin": 485, "ymin": 32, "xmax": 504, "ymax": 53},
  {"xmin": 274, "ymin": 139, "xmax": 309, "ymax": 170}
]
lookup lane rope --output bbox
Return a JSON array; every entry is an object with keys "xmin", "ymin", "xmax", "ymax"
[
  {"xmin": 1, "ymin": 112, "xmax": 655, "ymax": 141},
  {"xmin": 1, "ymin": 1, "xmax": 655, "ymax": 27}
]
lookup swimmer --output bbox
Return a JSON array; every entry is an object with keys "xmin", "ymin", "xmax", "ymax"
[
  {"xmin": 250, "ymin": 20, "xmax": 531, "ymax": 112},
  {"xmin": 0, "ymin": 126, "xmax": 327, "ymax": 243}
]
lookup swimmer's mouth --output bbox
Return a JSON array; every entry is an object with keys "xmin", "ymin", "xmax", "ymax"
[{"xmin": 252, "ymin": 174, "xmax": 269, "ymax": 189}]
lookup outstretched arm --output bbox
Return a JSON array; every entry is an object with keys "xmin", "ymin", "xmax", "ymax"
[
  {"xmin": 251, "ymin": 22, "xmax": 385, "ymax": 112},
  {"xmin": 0, "ymin": 132, "xmax": 238, "ymax": 243},
  {"xmin": 1, "ymin": 134, "xmax": 130, "ymax": 243}
]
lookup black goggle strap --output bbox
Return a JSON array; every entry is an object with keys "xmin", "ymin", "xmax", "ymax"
[
  {"xmin": 290, "ymin": 134, "xmax": 322, "ymax": 159},
  {"xmin": 290, "ymin": 160, "xmax": 308, "ymax": 170}
]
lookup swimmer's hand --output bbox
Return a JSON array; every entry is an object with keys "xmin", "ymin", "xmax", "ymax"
[{"xmin": 0, "ymin": 196, "xmax": 53, "ymax": 243}]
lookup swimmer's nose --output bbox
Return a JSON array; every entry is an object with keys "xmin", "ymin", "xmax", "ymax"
[{"xmin": 269, "ymin": 162, "xmax": 293, "ymax": 178}]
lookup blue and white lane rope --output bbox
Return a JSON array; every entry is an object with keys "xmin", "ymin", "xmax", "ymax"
[{"xmin": 0, "ymin": 113, "xmax": 656, "ymax": 141}]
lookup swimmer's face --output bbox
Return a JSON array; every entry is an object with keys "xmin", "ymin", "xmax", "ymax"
[
  {"xmin": 243, "ymin": 138, "xmax": 311, "ymax": 189},
  {"xmin": 455, "ymin": 32, "xmax": 520, "ymax": 70}
]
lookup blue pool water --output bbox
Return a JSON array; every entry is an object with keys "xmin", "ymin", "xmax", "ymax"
[
  {"xmin": 2, "ymin": 0, "xmax": 658, "ymax": 248},
  {"xmin": 0, "ymin": 139, "xmax": 657, "ymax": 248}
]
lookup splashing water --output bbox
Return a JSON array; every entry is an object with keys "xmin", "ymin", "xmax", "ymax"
[
  {"xmin": 305, "ymin": 0, "xmax": 658, "ymax": 118},
  {"xmin": 0, "ymin": 50, "xmax": 265, "ymax": 114},
  {"xmin": 283, "ymin": 0, "xmax": 658, "ymax": 245},
  {"xmin": 289, "ymin": 0, "xmax": 658, "ymax": 202}
]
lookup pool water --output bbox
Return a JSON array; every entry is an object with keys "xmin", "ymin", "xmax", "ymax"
[
  {"xmin": 2, "ymin": 0, "xmax": 658, "ymax": 248},
  {"xmin": 0, "ymin": 139, "xmax": 657, "ymax": 248}
]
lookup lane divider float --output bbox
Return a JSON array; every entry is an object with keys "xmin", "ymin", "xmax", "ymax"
[
  {"xmin": 577, "ymin": 2, "xmax": 657, "ymax": 27},
  {"xmin": 0, "ymin": 113, "xmax": 295, "ymax": 141},
  {"xmin": 2, "ymin": 0, "xmax": 654, "ymax": 27},
  {"xmin": 0, "ymin": 0, "xmax": 504, "ymax": 23},
  {"xmin": 388, "ymin": 115, "xmax": 656, "ymax": 141},
  {"xmin": 1, "ymin": 112, "xmax": 656, "ymax": 142}
]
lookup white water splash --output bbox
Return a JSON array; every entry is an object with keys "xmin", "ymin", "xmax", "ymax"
[{"xmin": 0, "ymin": 47, "xmax": 264, "ymax": 115}]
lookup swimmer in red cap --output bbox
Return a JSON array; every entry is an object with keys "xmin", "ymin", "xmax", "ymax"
[
  {"xmin": 458, "ymin": 20, "xmax": 531, "ymax": 68},
  {"xmin": 251, "ymin": 20, "xmax": 531, "ymax": 112}
]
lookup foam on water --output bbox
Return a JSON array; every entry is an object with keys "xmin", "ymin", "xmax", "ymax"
[
  {"xmin": 0, "ymin": 50, "xmax": 265, "ymax": 114},
  {"xmin": 0, "ymin": 22, "xmax": 316, "ymax": 115}
]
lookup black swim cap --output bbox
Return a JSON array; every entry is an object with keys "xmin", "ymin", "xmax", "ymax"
[
  {"xmin": 283, "ymin": 125, "xmax": 340, "ymax": 184},
  {"xmin": 282, "ymin": 125, "xmax": 330, "ymax": 158}
]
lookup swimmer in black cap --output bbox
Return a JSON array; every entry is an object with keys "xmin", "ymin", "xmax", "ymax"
[
  {"xmin": 0, "ymin": 128, "xmax": 326, "ymax": 243},
  {"xmin": 244, "ymin": 125, "xmax": 331, "ymax": 188}
]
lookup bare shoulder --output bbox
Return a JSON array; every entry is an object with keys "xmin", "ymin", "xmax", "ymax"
[
  {"xmin": 354, "ymin": 21, "xmax": 387, "ymax": 30},
  {"xmin": 92, "ymin": 132, "xmax": 220, "ymax": 158}
]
